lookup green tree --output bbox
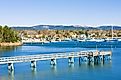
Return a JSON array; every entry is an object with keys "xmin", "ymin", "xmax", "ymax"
[
  {"xmin": 0, "ymin": 25, "xmax": 21, "ymax": 42},
  {"xmin": 0, "ymin": 26, "xmax": 3, "ymax": 42}
]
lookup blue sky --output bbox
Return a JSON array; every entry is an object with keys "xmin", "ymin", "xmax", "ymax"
[{"xmin": 0, "ymin": 0, "xmax": 121, "ymax": 27}]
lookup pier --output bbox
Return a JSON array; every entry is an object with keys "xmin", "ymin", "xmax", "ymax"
[{"xmin": 0, "ymin": 50, "xmax": 112, "ymax": 71}]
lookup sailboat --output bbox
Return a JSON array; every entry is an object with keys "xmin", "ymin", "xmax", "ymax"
[
  {"xmin": 118, "ymin": 38, "xmax": 121, "ymax": 41},
  {"xmin": 105, "ymin": 26, "xmax": 118, "ymax": 42}
]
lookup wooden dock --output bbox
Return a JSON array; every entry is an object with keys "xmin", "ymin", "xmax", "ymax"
[{"xmin": 0, "ymin": 50, "xmax": 112, "ymax": 71}]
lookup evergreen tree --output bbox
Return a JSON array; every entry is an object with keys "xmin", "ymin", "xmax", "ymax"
[
  {"xmin": 0, "ymin": 26, "xmax": 3, "ymax": 42},
  {"xmin": 0, "ymin": 25, "xmax": 21, "ymax": 42}
]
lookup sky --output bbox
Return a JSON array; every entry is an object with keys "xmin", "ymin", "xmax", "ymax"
[{"xmin": 0, "ymin": 0, "xmax": 121, "ymax": 27}]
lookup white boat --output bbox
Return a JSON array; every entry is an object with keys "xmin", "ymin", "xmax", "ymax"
[
  {"xmin": 105, "ymin": 38, "xmax": 118, "ymax": 42},
  {"xmin": 62, "ymin": 38, "xmax": 72, "ymax": 42},
  {"xmin": 42, "ymin": 41, "xmax": 50, "ymax": 43},
  {"xmin": 50, "ymin": 38, "xmax": 62, "ymax": 43},
  {"xmin": 22, "ymin": 38, "xmax": 41, "ymax": 43},
  {"xmin": 86, "ymin": 38, "xmax": 97, "ymax": 42},
  {"xmin": 85, "ymin": 38, "xmax": 104, "ymax": 42},
  {"xmin": 78, "ymin": 39, "xmax": 86, "ymax": 42},
  {"xmin": 118, "ymin": 39, "xmax": 121, "ymax": 41},
  {"xmin": 50, "ymin": 40, "xmax": 61, "ymax": 43},
  {"xmin": 105, "ymin": 26, "xmax": 118, "ymax": 42},
  {"xmin": 95, "ymin": 39, "xmax": 105, "ymax": 42}
]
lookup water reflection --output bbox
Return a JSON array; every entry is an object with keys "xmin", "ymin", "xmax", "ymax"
[
  {"xmin": 0, "ymin": 46, "xmax": 16, "ymax": 51},
  {"xmin": 0, "ymin": 46, "xmax": 18, "ymax": 53},
  {"xmin": 68, "ymin": 63, "xmax": 74, "ymax": 68},
  {"xmin": 79, "ymin": 61, "xmax": 112, "ymax": 69},
  {"xmin": 79, "ymin": 62, "xmax": 88, "ymax": 69},
  {"xmin": 31, "ymin": 67, "xmax": 37, "ymax": 79},
  {"xmin": 51, "ymin": 65, "xmax": 57, "ymax": 73},
  {"xmin": 31, "ymin": 67, "xmax": 37, "ymax": 75},
  {"xmin": 8, "ymin": 70, "xmax": 14, "ymax": 80},
  {"xmin": 0, "ymin": 46, "xmax": 20, "ymax": 57},
  {"xmin": 68, "ymin": 63, "xmax": 75, "ymax": 72},
  {"xmin": 4, "ymin": 60, "xmax": 112, "ymax": 80}
]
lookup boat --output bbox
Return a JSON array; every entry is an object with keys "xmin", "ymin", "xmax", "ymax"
[
  {"xmin": 84, "ymin": 38, "xmax": 105, "ymax": 42},
  {"xmin": 86, "ymin": 38, "xmax": 96, "ymax": 42},
  {"xmin": 105, "ymin": 38, "xmax": 118, "ymax": 42},
  {"xmin": 62, "ymin": 38, "xmax": 72, "ymax": 42},
  {"xmin": 78, "ymin": 39, "xmax": 86, "ymax": 42},
  {"xmin": 72, "ymin": 38, "xmax": 82, "ymax": 41},
  {"xmin": 105, "ymin": 26, "xmax": 118, "ymax": 42},
  {"xmin": 118, "ymin": 38, "xmax": 121, "ymax": 41},
  {"xmin": 95, "ymin": 39, "xmax": 105, "ymax": 42}
]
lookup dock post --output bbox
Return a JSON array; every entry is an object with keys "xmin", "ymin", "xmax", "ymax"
[
  {"xmin": 102, "ymin": 55, "xmax": 105, "ymax": 61},
  {"xmin": 100, "ymin": 55, "xmax": 105, "ymax": 61},
  {"xmin": 79, "ymin": 57, "xmax": 81, "ymax": 64},
  {"xmin": 79, "ymin": 57, "xmax": 83, "ymax": 64},
  {"xmin": 8, "ymin": 63, "xmax": 14, "ymax": 71},
  {"xmin": 108, "ymin": 52, "xmax": 112, "ymax": 60},
  {"xmin": 88, "ymin": 56, "xmax": 91, "ymax": 63},
  {"xmin": 91, "ymin": 57, "xmax": 94, "ymax": 62},
  {"xmin": 94, "ymin": 56, "xmax": 96, "ymax": 62},
  {"xmin": 94, "ymin": 56, "xmax": 99, "ymax": 64},
  {"xmin": 50, "ymin": 59, "xmax": 56, "ymax": 65},
  {"xmin": 68, "ymin": 57, "xmax": 74, "ymax": 63},
  {"xmin": 108, "ymin": 55, "xmax": 112, "ymax": 60},
  {"xmin": 84, "ymin": 57, "xmax": 88, "ymax": 62},
  {"xmin": 100, "ymin": 55, "xmax": 105, "ymax": 64},
  {"xmin": 31, "ymin": 61, "xmax": 36, "ymax": 68}
]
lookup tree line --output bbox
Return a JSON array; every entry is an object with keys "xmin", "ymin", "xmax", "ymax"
[{"xmin": 0, "ymin": 25, "xmax": 21, "ymax": 43}]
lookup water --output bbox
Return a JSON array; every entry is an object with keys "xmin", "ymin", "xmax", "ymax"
[{"xmin": 0, "ymin": 41, "xmax": 121, "ymax": 80}]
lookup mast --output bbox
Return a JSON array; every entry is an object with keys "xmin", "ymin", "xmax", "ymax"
[{"xmin": 112, "ymin": 26, "xmax": 113, "ymax": 39}]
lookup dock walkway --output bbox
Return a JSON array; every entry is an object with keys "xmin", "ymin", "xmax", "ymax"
[{"xmin": 0, "ymin": 50, "xmax": 112, "ymax": 71}]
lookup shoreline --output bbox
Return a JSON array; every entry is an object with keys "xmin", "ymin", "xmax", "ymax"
[{"xmin": 0, "ymin": 42, "xmax": 23, "ymax": 47}]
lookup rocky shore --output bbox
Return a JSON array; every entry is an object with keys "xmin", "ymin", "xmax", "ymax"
[{"xmin": 0, "ymin": 42, "xmax": 22, "ymax": 46}]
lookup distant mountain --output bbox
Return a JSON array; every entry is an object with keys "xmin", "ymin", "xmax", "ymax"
[
  {"xmin": 12, "ymin": 27, "xmax": 34, "ymax": 30},
  {"xmin": 98, "ymin": 26, "xmax": 121, "ymax": 30},
  {"xmin": 32, "ymin": 25, "xmax": 98, "ymax": 30},
  {"xmin": 11, "ymin": 25, "xmax": 121, "ymax": 30}
]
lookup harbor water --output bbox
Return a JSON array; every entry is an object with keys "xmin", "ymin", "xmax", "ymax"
[{"xmin": 0, "ymin": 41, "xmax": 121, "ymax": 80}]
